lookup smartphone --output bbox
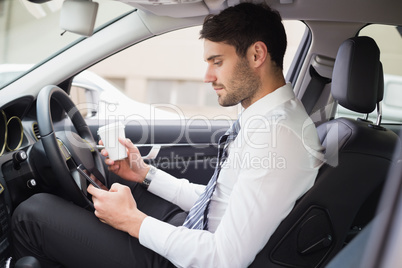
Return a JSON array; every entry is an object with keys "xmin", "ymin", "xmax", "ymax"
[{"xmin": 77, "ymin": 164, "xmax": 108, "ymax": 190}]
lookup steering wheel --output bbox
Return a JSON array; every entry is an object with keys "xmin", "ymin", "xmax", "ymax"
[{"xmin": 36, "ymin": 85, "xmax": 107, "ymax": 211}]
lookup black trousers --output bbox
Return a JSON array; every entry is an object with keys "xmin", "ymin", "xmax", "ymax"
[{"xmin": 11, "ymin": 174, "xmax": 186, "ymax": 268}]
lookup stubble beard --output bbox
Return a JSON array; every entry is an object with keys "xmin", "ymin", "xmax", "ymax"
[{"xmin": 216, "ymin": 58, "xmax": 261, "ymax": 107}]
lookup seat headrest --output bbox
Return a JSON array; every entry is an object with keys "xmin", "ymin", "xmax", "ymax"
[
  {"xmin": 332, "ymin": 36, "xmax": 380, "ymax": 113},
  {"xmin": 377, "ymin": 62, "xmax": 384, "ymax": 103}
]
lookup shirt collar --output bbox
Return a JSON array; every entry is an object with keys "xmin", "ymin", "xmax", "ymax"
[{"xmin": 238, "ymin": 83, "xmax": 295, "ymax": 128}]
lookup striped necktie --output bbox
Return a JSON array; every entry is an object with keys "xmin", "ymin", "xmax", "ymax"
[{"xmin": 183, "ymin": 119, "xmax": 241, "ymax": 230}]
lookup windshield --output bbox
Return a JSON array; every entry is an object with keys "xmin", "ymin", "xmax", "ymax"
[{"xmin": 0, "ymin": 0, "xmax": 134, "ymax": 89}]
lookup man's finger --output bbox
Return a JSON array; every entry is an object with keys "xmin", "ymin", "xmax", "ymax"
[
  {"xmin": 109, "ymin": 182, "xmax": 122, "ymax": 192},
  {"xmin": 108, "ymin": 164, "xmax": 120, "ymax": 172},
  {"xmin": 119, "ymin": 138, "xmax": 137, "ymax": 151},
  {"xmin": 94, "ymin": 210, "xmax": 106, "ymax": 223},
  {"xmin": 87, "ymin": 184, "xmax": 97, "ymax": 196},
  {"xmin": 101, "ymin": 149, "xmax": 109, "ymax": 157},
  {"xmin": 105, "ymin": 158, "xmax": 115, "ymax": 166}
]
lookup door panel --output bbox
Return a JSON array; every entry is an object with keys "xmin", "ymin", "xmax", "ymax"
[{"xmin": 85, "ymin": 119, "xmax": 231, "ymax": 185}]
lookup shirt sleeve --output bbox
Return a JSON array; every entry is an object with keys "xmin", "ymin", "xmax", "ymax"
[
  {"xmin": 147, "ymin": 168, "xmax": 206, "ymax": 212},
  {"xmin": 139, "ymin": 124, "xmax": 322, "ymax": 267}
]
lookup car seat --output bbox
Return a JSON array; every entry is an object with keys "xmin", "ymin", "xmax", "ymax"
[{"xmin": 249, "ymin": 36, "xmax": 400, "ymax": 267}]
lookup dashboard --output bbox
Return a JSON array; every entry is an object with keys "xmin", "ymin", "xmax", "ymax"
[
  {"xmin": 0, "ymin": 96, "xmax": 40, "ymax": 263},
  {"xmin": 0, "ymin": 96, "xmax": 39, "ymax": 170},
  {"xmin": 0, "ymin": 92, "xmax": 104, "ymax": 263},
  {"xmin": 0, "ymin": 110, "xmax": 37, "ymax": 159},
  {"xmin": 0, "ymin": 110, "xmax": 23, "ymax": 156},
  {"xmin": 0, "ymin": 96, "xmax": 37, "ymax": 150}
]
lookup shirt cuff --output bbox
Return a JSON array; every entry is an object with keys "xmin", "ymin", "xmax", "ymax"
[
  {"xmin": 139, "ymin": 216, "xmax": 177, "ymax": 256},
  {"xmin": 147, "ymin": 168, "xmax": 180, "ymax": 199}
]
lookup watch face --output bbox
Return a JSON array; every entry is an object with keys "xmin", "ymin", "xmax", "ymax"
[
  {"xmin": 142, "ymin": 178, "xmax": 151, "ymax": 189},
  {"xmin": 149, "ymin": 166, "xmax": 157, "ymax": 175},
  {"xmin": 142, "ymin": 166, "xmax": 156, "ymax": 189}
]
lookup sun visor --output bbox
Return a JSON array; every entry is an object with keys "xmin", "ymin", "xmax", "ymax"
[{"xmin": 60, "ymin": 0, "xmax": 99, "ymax": 37}]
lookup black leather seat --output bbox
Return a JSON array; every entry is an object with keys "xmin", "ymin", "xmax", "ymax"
[{"xmin": 249, "ymin": 36, "xmax": 400, "ymax": 267}]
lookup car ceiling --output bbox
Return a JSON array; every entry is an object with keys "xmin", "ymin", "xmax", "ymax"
[
  {"xmin": 120, "ymin": 0, "xmax": 402, "ymax": 25},
  {"xmin": 26, "ymin": 0, "xmax": 402, "ymax": 26}
]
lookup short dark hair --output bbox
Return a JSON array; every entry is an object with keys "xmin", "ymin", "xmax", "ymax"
[{"xmin": 200, "ymin": 2, "xmax": 287, "ymax": 70}]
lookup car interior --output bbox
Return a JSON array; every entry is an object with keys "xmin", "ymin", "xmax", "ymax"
[{"xmin": 0, "ymin": 0, "xmax": 402, "ymax": 267}]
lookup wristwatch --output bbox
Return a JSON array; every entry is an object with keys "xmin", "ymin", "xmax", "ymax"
[{"xmin": 141, "ymin": 165, "xmax": 157, "ymax": 189}]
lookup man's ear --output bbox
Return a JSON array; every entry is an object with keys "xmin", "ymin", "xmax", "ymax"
[{"xmin": 250, "ymin": 41, "xmax": 268, "ymax": 68}]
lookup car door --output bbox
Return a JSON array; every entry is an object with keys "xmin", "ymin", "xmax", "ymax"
[{"xmin": 66, "ymin": 22, "xmax": 308, "ymax": 186}]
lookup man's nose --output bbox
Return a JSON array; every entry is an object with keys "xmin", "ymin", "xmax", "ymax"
[{"xmin": 204, "ymin": 66, "xmax": 216, "ymax": 83}]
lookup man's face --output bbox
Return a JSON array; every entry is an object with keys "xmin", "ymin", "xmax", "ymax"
[{"xmin": 203, "ymin": 40, "xmax": 261, "ymax": 109}]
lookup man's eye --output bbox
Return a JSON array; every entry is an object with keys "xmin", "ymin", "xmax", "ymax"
[{"xmin": 214, "ymin": 61, "xmax": 222, "ymax": 66}]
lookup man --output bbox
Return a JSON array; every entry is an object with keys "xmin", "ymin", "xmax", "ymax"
[{"xmin": 12, "ymin": 3, "xmax": 323, "ymax": 267}]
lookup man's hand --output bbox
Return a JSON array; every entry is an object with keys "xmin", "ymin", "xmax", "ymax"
[
  {"xmin": 100, "ymin": 138, "xmax": 150, "ymax": 183},
  {"xmin": 87, "ymin": 183, "xmax": 147, "ymax": 238}
]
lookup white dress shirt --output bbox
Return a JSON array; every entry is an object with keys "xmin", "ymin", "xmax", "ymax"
[{"xmin": 139, "ymin": 83, "xmax": 324, "ymax": 267}]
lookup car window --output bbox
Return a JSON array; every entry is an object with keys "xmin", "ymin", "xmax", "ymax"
[
  {"xmin": 0, "ymin": 0, "xmax": 134, "ymax": 89},
  {"xmin": 336, "ymin": 24, "xmax": 402, "ymax": 123},
  {"xmin": 78, "ymin": 21, "xmax": 307, "ymax": 120}
]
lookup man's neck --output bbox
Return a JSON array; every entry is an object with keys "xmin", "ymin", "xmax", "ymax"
[{"xmin": 241, "ymin": 74, "xmax": 286, "ymax": 109}]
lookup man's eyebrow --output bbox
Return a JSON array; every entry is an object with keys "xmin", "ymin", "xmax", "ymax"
[{"xmin": 206, "ymin": 55, "xmax": 223, "ymax": 62}]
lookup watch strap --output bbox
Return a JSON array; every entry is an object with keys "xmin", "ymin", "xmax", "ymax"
[{"xmin": 141, "ymin": 165, "xmax": 157, "ymax": 189}]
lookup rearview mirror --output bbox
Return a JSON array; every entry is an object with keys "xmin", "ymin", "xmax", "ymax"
[{"xmin": 60, "ymin": 0, "xmax": 98, "ymax": 37}]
